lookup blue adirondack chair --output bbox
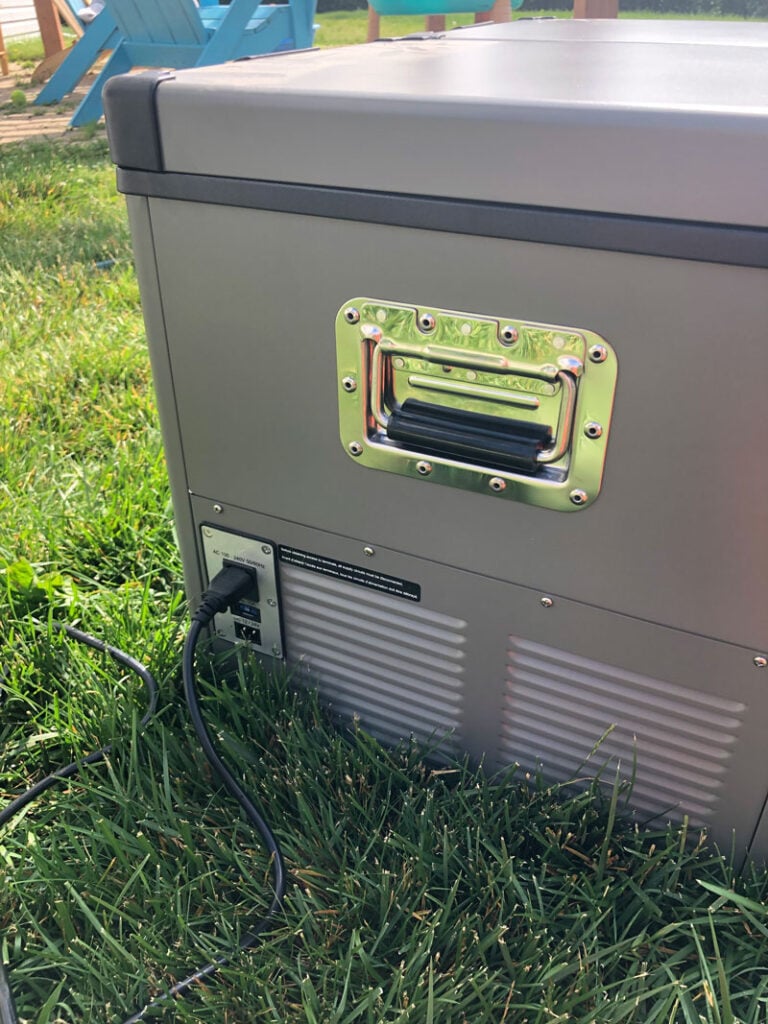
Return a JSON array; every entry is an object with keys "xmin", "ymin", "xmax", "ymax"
[
  {"xmin": 34, "ymin": 1, "xmax": 121, "ymax": 114},
  {"xmin": 39, "ymin": 0, "xmax": 316, "ymax": 128}
]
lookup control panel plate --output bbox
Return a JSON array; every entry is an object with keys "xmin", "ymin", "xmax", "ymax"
[{"xmin": 200, "ymin": 524, "xmax": 284, "ymax": 659}]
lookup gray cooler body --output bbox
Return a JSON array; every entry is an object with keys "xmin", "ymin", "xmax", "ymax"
[{"xmin": 105, "ymin": 20, "xmax": 768, "ymax": 858}]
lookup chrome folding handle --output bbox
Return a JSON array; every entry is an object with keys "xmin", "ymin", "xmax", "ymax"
[
  {"xmin": 369, "ymin": 339, "xmax": 578, "ymax": 467},
  {"xmin": 336, "ymin": 299, "xmax": 618, "ymax": 512}
]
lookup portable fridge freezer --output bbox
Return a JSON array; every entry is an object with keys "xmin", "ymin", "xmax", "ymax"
[{"xmin": 104, "ymin": 19, "xmax": 768, "ymax": 859}]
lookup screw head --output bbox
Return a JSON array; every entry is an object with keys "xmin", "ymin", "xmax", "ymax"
[
  {"xmin": 584, "ymin": 421, "xmax": 603, "ymax": 439},
  {"xmin": 540, "ymin": 596, "xmax": 554, "ymax": 608},
  {"xmin": 261, "ymin": 544, "xmax": 272, "ymax": 556},
  {"xmin": 344, "ymin": 307, "xmax": 360, "ymax": 324},
  {"xmin": 267, "ymin": 597, "xmax": 277, "ymax": 608},
  {"xmin": 489, "ymin": 476, "xmax": 506, "ymax": 493},
  {"xmin": 203, "ymin": 527, "xmax": 213, "ymax": 537},
  {"xmin": 348, "ymin": 441, "xmax": 363, "ymax": 456},
  {"xmin": 754, "ymin": 656, "xmax": 767, "ymax": 668},
  {"xmin": 342, "ymin": 376, "xmax": 357, "ymax": 393},
  {"xmin": 271, "ymin": 644, "xmax": 282, "ymax": 658},
  {"xmin": 418, "ymin": 313, "xmax": 436, "ymax": 333},
  {"xmin": 416, "ymin": 460, "xmax": 433, "ymax": 476},
  {"xmin": 500, "ymin": 325, "xmax": 519, "ymax": 346},
  {"xmin": 589, "ymin": 345, "xmax": 608, "ymax": 363},
  {"xmin": 213, "ymin": 503, "xmax": 223, "ymax": 514},
  {"xmin": 569, "ymin": 489, "xmax": 588, "ymax": 506},
  {"xmin": 363, "ymin": 546, "xmax": 375, "ymax": 557}
]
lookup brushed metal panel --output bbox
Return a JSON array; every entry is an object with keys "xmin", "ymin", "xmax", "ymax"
[{"xmin": 150, "ymin": 201, "xmax": 768, "ymax": 649}]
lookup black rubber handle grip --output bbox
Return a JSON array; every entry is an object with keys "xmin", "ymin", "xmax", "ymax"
[{"xmin": 387, "ymin": 399, "xmax": 551, "ymax": 474}]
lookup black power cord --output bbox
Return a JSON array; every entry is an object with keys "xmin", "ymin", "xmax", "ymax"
[
  {"xmin": 125, "ymin": 565, "xmax": 286, "ymax": 1022},
  {"xmin": 1, "ymin": 564, "xmax": 285, "ymax": 1023},
  {"xmin": 0, "ymin": 625, "xmax": 159, "ymax": 830}
]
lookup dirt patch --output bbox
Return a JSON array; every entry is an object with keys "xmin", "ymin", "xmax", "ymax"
[{"xmin": 0, "ymin": 59, "xmax": 105, "ymax": 145}]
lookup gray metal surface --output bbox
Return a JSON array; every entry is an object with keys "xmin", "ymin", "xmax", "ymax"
[
  {"xmin": 147, "ymin": 21, "xmax": 768, "ymax": 225},
  {"xmin": 455, "ymin": 18, "xmax": 768, "ymax": 43},
  {"xmin": 143, "ymin": 197, "xmax": 768, "ymax": 651}
]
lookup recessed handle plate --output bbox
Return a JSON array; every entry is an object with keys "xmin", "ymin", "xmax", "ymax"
[{"xmin": 336, "ymin": 299, "xmax": 618, "ymax": 511}]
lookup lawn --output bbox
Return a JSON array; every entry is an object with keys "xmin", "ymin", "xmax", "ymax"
[
  {"xmin": 1, "ymin": 18, "xmax": 768, "ymax": 1024},
  {"xmin": 314, "ymin": 6, "xmax": 768, "ymax": 44}
]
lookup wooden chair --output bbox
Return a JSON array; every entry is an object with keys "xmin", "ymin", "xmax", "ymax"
[
  {"xmin": 0, "ymin": 21, "xmax": 9, "ymax": 77},
  {"xmin": 34, "ymin": 1, "xmax": 120, "ymax": 107},
  {"xmin": 38, "ymin": 0, "xmax": 317, "ymax": 128}
]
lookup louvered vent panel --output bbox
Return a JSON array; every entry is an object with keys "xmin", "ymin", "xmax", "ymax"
[
  {"xmin": 502, "ymin": 638, "xmax": 745, "ymax": 826},
  {"xmin": 281, "ymin": 565, "xmax": 467, "ymax": 755}
]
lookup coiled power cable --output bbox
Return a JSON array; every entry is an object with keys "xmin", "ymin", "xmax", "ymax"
[{"xmin": 1, "ymin": 564, "xmax": 285, "ymax": 1023}]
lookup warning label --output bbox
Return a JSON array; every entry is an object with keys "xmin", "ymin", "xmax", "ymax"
[{"xmin": 278, "ymin": 545, "xmax": 421, "ymax": 602}]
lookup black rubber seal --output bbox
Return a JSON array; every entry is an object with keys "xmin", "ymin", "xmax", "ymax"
[{"xmin": 114, "ymin": 169, "xmax": 768, "ymax": 268}]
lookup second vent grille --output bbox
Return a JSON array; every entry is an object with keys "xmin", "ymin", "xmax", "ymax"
[{"xmin": 501, "ymin": 637, "xmax": 745, "ymax": 827}]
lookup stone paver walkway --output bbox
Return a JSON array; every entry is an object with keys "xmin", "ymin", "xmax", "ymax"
[{"xmin": 1, "ymin": 62, "xmax": 99, "ymax": 145}]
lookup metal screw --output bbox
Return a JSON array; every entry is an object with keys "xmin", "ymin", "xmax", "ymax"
[
  {"xmin": 416, "ymin": 460, "xmax": 433, "ymax": 476},
  {"xmin": 261, "ymin": 545, "xmax": 272, "ymax": 556},
  {"xmin": 363, "ymin": 546, "xmax": 375, "ymax": 557},
  {"xmin": 267, "ymin": 598, "xmax": 277, "ymax": 608},
  {"xmin": 203, "ymin": 527, "xmax": 213, "ymax": 537},
  {"xmin": 569, "ymin": 489, "xmax": 588, "ymax": 506},
  {"xmin": 344, "ymin": 307, "xmax": 360, "ymax": 324},
  {"xmin": 271, "ymin": 644, "xmax": 282, "ymax": 657},
  {"xmin": 489, "ymin": 476, "xmax": 506, "ymax": 493},
  {"xmin": 342, "ymin": 376, "xmax": 357, "ymax": 393},
  {"xmin": 584, "ymin": 421, "xmax": 603, "ymax": 439},
  {"xmin": 500, "ymin": 325, "xmax": 519, "ymax": 345},
  {"xmin": 349, "ymin": 441, "xmax": 363, "ymax": 456},
  {"xmin": 418, "ymin": 313, "xmax": 436, "ymax": 333},
  {"xmin": 213, "ymin": 503, "xmax": 223, "ymax": 514},
  {"xmin": 540, "ymin": 596, "xmax": 554, "ymax": 608},
  {"xmin": 589, "ymin": 345, "xmax": 608, "ymax": 363},
  {"xmin": 754, "ymin": 656, "xmax": 767, "ymax": 668}
]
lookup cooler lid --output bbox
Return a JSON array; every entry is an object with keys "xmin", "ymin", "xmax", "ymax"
[{"xmin": 109, "ymin": 20, "xmax": 768, "ymax": 227}]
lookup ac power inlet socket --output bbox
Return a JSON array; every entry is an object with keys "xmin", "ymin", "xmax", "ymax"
[{"xmin": 200, "ymin": 525, "xmax": 284, "ymax": 659}]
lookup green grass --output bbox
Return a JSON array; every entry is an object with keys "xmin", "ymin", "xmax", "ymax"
[
  {"xmin": 5, "ymin": 32, "xmax": 77, "ymax": 67},
  {"xmin": 314, "ymin": 0, "xmax": 768, "ymax": 40},
  {"xmin": 314, "ymin": 8, "xmax": 766, "ymax": 45},
  {"xmin": 2, "ymin": 58, "xmax": 768, "ymax": 1024}
]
